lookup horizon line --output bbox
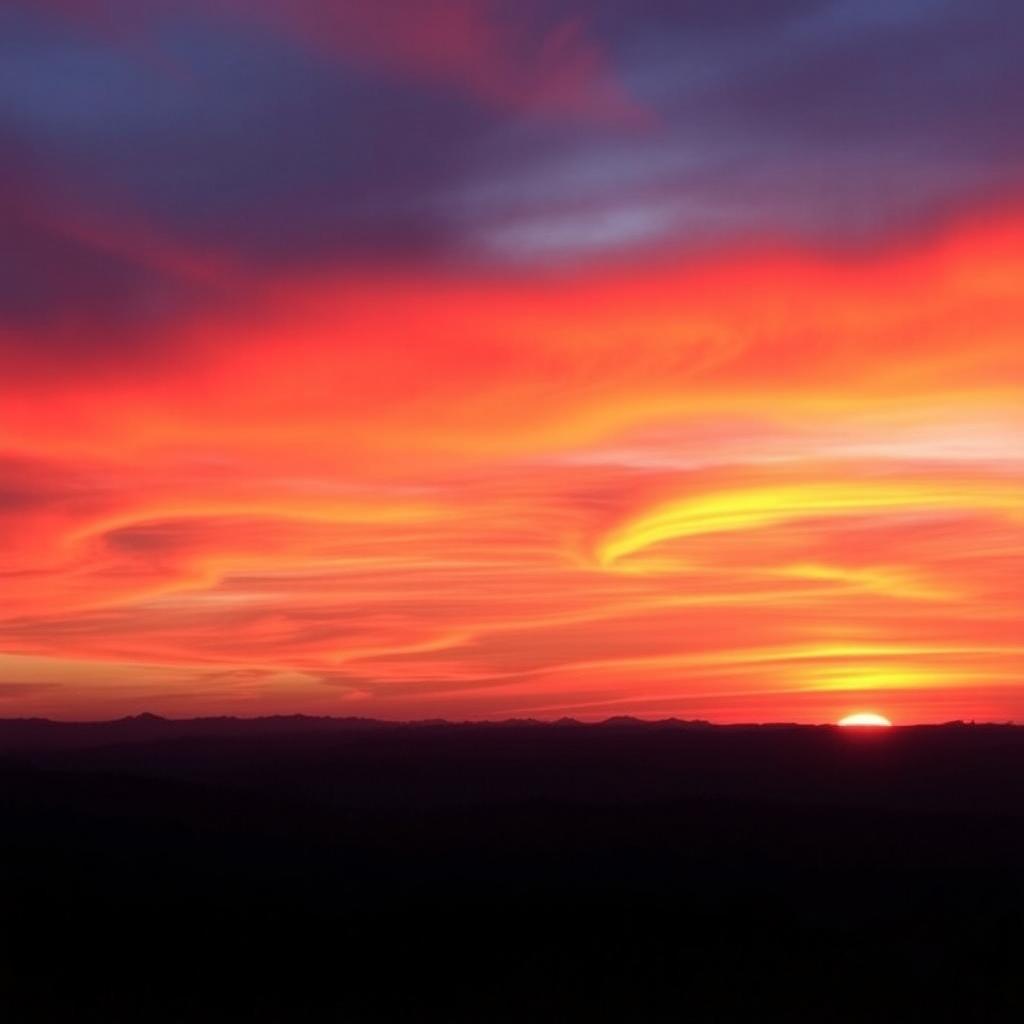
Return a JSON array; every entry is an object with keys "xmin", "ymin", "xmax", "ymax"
[{"xmin": 0, "ymin": 712, "xmax": 1013, "ymax": 728}]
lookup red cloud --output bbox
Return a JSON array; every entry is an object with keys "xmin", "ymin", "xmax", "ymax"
[
  {"xmin": 1, "ymin": 212, "xmax": 1023, "ymax": 720},
  {"xmin": 31, "ymin": 0, "xmax": 648, "ymax": 125},
  {"xmin": 254, "ymin": 0, "xmax": 646, "ymax": 123}
]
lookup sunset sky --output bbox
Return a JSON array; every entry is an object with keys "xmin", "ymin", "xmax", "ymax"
[{"xmin": 2, "ymin": 1, "xmax": 1022, "ymax": 722}]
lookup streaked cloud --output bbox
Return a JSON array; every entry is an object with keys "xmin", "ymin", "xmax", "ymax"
[{"xmin": 1, "ymin": 2, "xmax": 1023, "ymax": 720}]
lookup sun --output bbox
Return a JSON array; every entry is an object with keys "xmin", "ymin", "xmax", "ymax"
[{"xmin": 837, "ymin": 712, "xmax": 893, "ymax": 727}]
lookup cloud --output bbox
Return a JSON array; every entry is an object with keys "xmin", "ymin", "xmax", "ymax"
[
  {"xmin": 2, "ymin": 2, "xmax": 1024, "ymax": 721},
  {"xmin": 241, "ymin": 1, "xmax": 647, "ymax": 124},
  {"xmin": 23, "ymin": 0, "xmax": 645, "ymax": 121},
  {"xmin": 5, "ymin": 0, "xmax": 1023, "ymax": 311},
  {"xmin": 4, "ymin": 208, "xmax": 1023, "ymax": 458}
]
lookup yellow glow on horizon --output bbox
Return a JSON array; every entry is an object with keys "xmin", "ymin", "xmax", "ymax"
[{"xmin": 837, "ymin": 712, "xmax": 893, "ymax": 727}]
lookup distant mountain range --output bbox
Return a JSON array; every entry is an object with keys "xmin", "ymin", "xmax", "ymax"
[
  {"xmin": 0, "ymin": 712, "xmax": 720, "ymax": 751},
  {"xmin": 0, "ymin": 709, "xmax": 996, "ymax": 755}
]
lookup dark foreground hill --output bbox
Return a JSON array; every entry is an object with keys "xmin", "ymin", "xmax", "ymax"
[{"xmin": 2, "ymin": 718, "xmax": 1023, "ymax": 1021}]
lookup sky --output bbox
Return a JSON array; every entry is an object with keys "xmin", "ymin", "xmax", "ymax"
[{"xmin": 2, "ymin": 0, "xmax": 1023, "ymax": 722}]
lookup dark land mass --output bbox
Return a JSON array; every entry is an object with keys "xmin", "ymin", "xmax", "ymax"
[{"xmin": 2, "ymin": 716, "xmax": 1023, "ymax": 1021}]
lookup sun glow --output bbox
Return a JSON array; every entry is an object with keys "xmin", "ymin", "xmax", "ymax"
[{"xmin": 837, "ymin": 712, "xmax": 894, "ymax": 727}]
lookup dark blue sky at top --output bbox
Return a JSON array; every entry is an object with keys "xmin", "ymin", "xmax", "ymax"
[{"xmin": 2, "ymin": 0, "xmax": 1022, "ymax": 341}]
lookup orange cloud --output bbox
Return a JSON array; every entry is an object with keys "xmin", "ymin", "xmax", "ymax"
[{"xmin": 1, "ymin": 213, "xmax": 1023, "ymax": 720}]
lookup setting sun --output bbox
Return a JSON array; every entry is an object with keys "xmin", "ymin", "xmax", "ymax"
[{"xmin": 837, "ymin": 712, "xmax": 893, "ymax": 727}]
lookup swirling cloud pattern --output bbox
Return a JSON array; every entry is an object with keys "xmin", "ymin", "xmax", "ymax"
[{"xmin": 2, "ymin": 2, "xmax": 1022, "ymax": 720}]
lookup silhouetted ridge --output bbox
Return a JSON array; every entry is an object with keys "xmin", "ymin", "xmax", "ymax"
[{"xmin": 3, "ymin": 714, "xmax": 1024, "ymax": 1022}]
